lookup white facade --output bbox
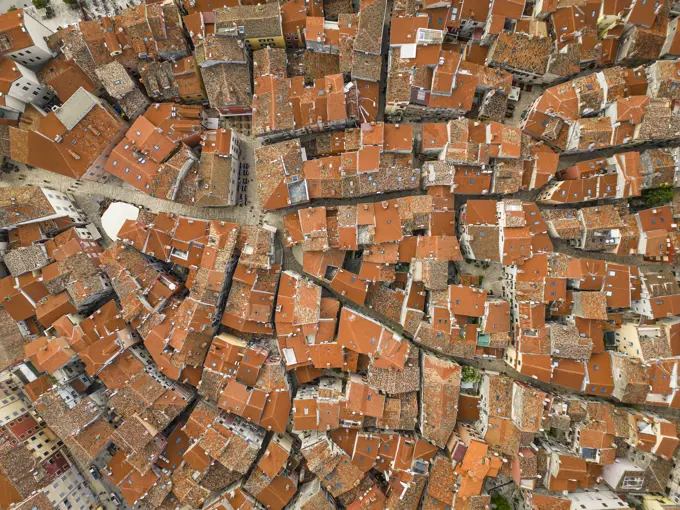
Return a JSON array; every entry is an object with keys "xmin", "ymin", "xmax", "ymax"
[
  {"xmin": 0, "ymin": 93, "xmax": 26, "ymax": 119},
  {"xmin": 24, "ymin": 426, "xmax": 61, "ymax": 459},
  {"xmin": 227, "ymin": 129, "xmax": 242, "ymax": 206},
  {"xmin": 566, "ymin": 488, "xmax": 631, "ymax": 509},
  {"xmin": 0, "ymin": 392, "xmax": 28, "ymax": 425},
  {"xmin": 42, "ymin": 190, "xmax": 89, "ymax": 224},
  {"xmin": 6, "ymin": 61, "xmax": 54, "ymax": 107},
  {"xmin": 44, "ymin": 465, "xmax": 99, "ymax": 510}
]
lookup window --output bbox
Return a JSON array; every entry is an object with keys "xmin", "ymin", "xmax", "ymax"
[{"xmin": 622, "ymin": 475, "xmax": 644, "ymax": 490}]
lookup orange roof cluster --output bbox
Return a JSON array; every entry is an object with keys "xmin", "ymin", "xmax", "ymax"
[
  {"xmin": 423, "ymin": 122, "xmax": 559, "ymax": 193},
  {"xmin": 9, "ymin": 89, "xmax": 127, "ymax": 180},
  {"xmin": 255, "ymin": 123, "xmax": 420, "ymax": 210},
  {"xmin": 57, "ymin": 3, "xmax": 189, "ymax": 71},
  {"xmin": 51, "ymin": 300, "xmax": 132, "ymax": 376},
  {"xmin": 104, "ymin": 102, "xmax": 217, "ymax": 204},
  {"xmin": 537, "ymin": 165, "xmax": 634, "ymax": 205},
  {"xmin": 99, "ymin": 239, "xmax": 183, "ymax": 324},
  {"xmin": 221, "ymin": 262, "xmax": 281, "ymax": 334},
  {"xmin": 276, "ymin": 283, "xmax": 414, "ymax": 380},
  {"xmin": 8, "ymin": 0, "xmax": 680, "ymax": 505},
  {"xmin": 537, "ymin": 150, "xmax": 680, "ymax": 258},
  {"xmin": 298, "ymin": 423, "xmax": 438, "ymax": 502},
  {"xmin": 386, "ymin": 17, "xmax": 514, "ymax": 118},
  {"xmin": 0, "ymin": 223, "xmax": 113, "ymax": 338},
  {"xmin": 7, "ymin": 192, "xmax": 680, "ymax": 510},
  {"xmin": 209, "ymin": 338, "xmax": 292, "ymax": 434},
  {"xmin": 252, "ymin": 68, "xmax": 357, "ymax": 137},
  {"xmin": 445, "ymin": 118, "xmax": 521, "ymax": 166},
  {"xmin": 0, "ymin": 9, "xmax": 44, "ymax": 58},
  {"xmin": 284, "ymin": 193, "xmax": 460, "ymax": 310},
  {"xmin": 543, "ymin": 201, "xmax": 680, "ymax": 260},
  {"xmin": 459, "ymin": 199, "xmax": 553, "ymax": 266},
  {"xmin": 497, "ymin": 245, "xmax": 680, "ymax": 408},
  {"xmin": 275, "ymin": 271, "xmax": 342, "ymax": 373},
  {"xmin": 138, "ymin": 56, "xmax": 206, "ymax": 103},
  {"xmin": 521, "ymin": 63, "xmax": 680, "ymax": 156},
  {"xmin": 116, "ymin": 212, "xmax": 277, "ymax": 382}
]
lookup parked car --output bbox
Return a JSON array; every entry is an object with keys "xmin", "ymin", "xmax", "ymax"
[{"xmin": 110, "ymin": 493, "xmax": 122, "ymax": 507}]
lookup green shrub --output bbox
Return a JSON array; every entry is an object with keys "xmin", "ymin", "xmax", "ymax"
[
  {"xmin": 641, "ymin": 184, "xmax": 674, "ymax": 207},
  {"xmin": 491, "ymin": 494, "xmax": 512, "ymax": 510},
  {"xmin": 461, "ymin": 366, "xmax": 482, "ymax": 383}
]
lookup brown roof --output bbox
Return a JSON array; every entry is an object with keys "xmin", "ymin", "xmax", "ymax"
[
  {"xmin": 11, "ymin": 91, "xmax": 125, "ymax": 179},
  {"xmin": 449, "ymin": 285, "xmax": 488, "ymax": 317}
]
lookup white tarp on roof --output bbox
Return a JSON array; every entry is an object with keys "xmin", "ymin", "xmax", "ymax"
[{"xmin": 101, "ymin": 202, "xmax": 140, "ymax": 241}]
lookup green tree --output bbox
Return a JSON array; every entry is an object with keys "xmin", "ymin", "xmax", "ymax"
[
  {"xmin": 461, "ymin": 366, "xmax": 482, "ymax": 383},
  {"xmin": 32, "ymin": 0, "xmax": 48, "ymax": 9},
  {"xmin": 641, "ymin": 183, "xmax": 674, "ymax": 207},
  {"xmin": 7, "ymin": 5, "xmax": 17, "ymax": 10},
  {"xmin": 491, "ymin": 494, "xmax": 512, "ymax": 510}
]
